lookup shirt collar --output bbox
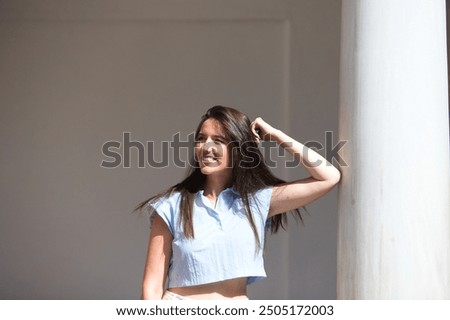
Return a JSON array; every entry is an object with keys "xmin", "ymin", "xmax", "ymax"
[{"xmin": 197, "ymin": 186, "xmax": 239, "ymax": 197}]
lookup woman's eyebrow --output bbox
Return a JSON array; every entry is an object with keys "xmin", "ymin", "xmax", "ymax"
[{"xmin": 197, "ymin": 132, "xmax": 227, "ymax": 140}]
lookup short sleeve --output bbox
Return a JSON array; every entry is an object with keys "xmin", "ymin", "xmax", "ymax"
[
  {"xmin": 147, "ymin": 195, "xmax": 177, "ymax": 235},
  {"xmin": 251, "ymin": 186, "xmax": 273, "ymax": 221}
]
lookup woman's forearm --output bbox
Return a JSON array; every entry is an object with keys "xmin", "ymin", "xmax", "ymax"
[
  {"xmin": 141, "ymin": 282, "xmax": 164, "ymax": 300},
  {"xmin": 270, "ymin": 129, "xmax": 341, "ymax": 183}
]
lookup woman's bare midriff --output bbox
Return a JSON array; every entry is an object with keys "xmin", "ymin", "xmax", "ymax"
[{"xmin": 167, "ymin": 277, "xmax": 248, "ymax": 300}]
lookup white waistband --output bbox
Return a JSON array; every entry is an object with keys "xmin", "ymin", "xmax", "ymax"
[{"xmin": 162, "ymin": 290, "xmax": 191, "ymax": 300}]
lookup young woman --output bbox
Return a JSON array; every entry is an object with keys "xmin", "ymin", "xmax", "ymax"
[{"xmin": 137, "ymin": 105, "xmax": 340, "ymax": 300}]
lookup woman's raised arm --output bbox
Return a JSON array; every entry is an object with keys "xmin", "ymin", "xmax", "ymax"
[{"xmin": 250, "ymin": 117, "xmax": 341, "ymax": 217}]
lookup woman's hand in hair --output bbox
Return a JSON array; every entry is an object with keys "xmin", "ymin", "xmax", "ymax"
[{"xmin": 250, "ymin": 117, "xmax": 278, "ymax": 142}]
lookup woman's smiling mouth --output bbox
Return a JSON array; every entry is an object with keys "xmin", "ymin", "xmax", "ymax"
[{"xmin": 202, "ymin": 154, "xmax": 219, "ymax": 164}]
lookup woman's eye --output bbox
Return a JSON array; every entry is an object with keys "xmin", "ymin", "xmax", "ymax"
[
  {"xmin": 195, "ymin": 137, "xmax": 205, "ymax": 144},
  {"xmin": 194, "ymin": 136, "xmax": 227, "ymax": 145}
]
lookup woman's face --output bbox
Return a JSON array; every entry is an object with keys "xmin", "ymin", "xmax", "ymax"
[{"xmin": 195, "ymin": 119, "xmax": 232, "ymax": 179}]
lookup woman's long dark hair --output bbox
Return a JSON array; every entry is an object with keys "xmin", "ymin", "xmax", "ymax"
[{"xmin": 135, "ymin": 106, "xmax": 302, "ymax": 251}]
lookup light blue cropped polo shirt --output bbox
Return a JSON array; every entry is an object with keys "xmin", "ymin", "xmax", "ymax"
[{"xmin": 149, "ymin": 186, "xmax": 272, "ymax": 288}]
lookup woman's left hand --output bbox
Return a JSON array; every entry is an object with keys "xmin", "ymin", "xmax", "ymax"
[{"xmin": 250, "ymin": 117, "xmax": 277, "ymax": 142}]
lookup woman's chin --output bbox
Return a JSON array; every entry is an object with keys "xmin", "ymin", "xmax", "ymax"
[
  {"xmin": 200, "ymin": 167, "xmax": 217, "ymax": 175},
  {"xmin": 200, "ymin": 165, "xmax": 230, "ymax": 176}
]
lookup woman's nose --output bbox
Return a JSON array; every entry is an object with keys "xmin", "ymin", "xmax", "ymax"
[{"xmin": 203, "ymin": 138, "xmax": 217, "ymax": 153}]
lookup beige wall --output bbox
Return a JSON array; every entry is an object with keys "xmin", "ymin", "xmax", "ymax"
[{"xmin": 0, "ymin": 0, "xmax": 341, "ymax": 299}]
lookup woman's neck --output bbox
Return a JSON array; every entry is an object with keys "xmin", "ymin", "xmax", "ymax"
[{"xmin": 203, "ymin": 175, "xmax": 232, "ymax": 197}]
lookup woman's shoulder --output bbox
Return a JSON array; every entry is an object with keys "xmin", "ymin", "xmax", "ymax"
[
  {"xmin": 149, "ymin": 190, "xmax": 183, "ymax": 209},
  {"xmin": 248, "ymin": 186, "xmax": 273, "ymax": 218},
  {"xmin": 232, "ymin": 185, "xmax": 273, "ymax": 205},
  {"xmin": 251, "ymin": 185, "xmax": 273, "ymax": 199},
  {"xmin": 146, "ymin": 190, "xmax": 183, "ymax": 231}
]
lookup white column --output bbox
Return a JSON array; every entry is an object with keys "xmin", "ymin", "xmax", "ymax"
[{"xmin": 338, "ymin": 0, "xmax": 450, "ymax": 299}]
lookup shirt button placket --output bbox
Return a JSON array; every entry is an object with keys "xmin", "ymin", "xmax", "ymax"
[{"xmin": 214, "ymin": 196, "xmax": 224, "ymax": 230}]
